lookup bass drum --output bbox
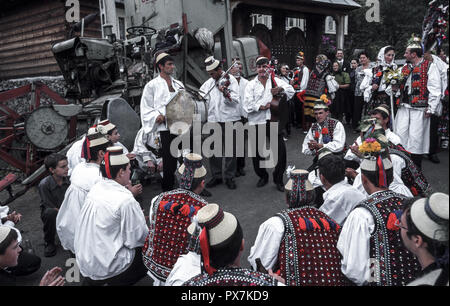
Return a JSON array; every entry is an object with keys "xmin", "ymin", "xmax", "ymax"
[
  {"xmin": 103, "ymin": 97, "xmax": 141, "ymax": 151},
  {"xmin": 166, "ymin": 89, "xmax": 206, "ymax": 136}
]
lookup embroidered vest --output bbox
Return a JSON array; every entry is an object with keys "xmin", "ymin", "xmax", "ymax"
[
  {"xmin": 389, "ymin": 146, "xmax": 432, "ymax": 197},
  {"xmin": 183, "ymin": 267, "xmax": 278, "ymax": 286},
  {"xmin": 305, "ymin": 71, "xmax": 328, "ymax": 98},
  {"xmin": 142, "ymin": 189, "xmax": 208, "ymax": 282},
  {"xmin": 276, "ymin": 207, "xmax": 350, "ymax": 286},
  {"xmin": 311, "ymin": 118, "xmax": 341, "ymax": 145},
  {"xmin": 401, "ymin": 60, "xmax": 430, "ymax": 108},
  {"xmin": 356, "ymin": 190, "xmax": 421, "ymax": 286},
  {"xmin": 293, "ymin": 67, "xmax": 305, "ymax": 91}
]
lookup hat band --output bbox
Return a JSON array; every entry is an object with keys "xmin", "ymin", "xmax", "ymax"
[
  {"xmin": 424, "ymin": 197, "xmax": 447, "ymax": 224},
  {"xmin": 200, "ymin": 208, "xmax": 224, "ymax": 230}
]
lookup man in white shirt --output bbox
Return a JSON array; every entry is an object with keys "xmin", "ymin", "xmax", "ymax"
[
  {"xmin": 74, "ymin": 147, "xmax": 148, "ymax": 286},
  {"xmin": 140, "ymin": 52, "xmax": 184, "ymax": 191},
  {"xmin": 318, "ymin": 153, "xmax": 366, "ymax": 225},
  {"xmin": 230, "ymin": 58, "xmax": 249, "ymax": 177},
  {"xmin": 394, "ymin": 37, "xmax": 442, "ymax": 169},
  {"xmin": 291, "ymin": 52, "xmax": 310, "ymax": 130},
  {"xmin": 200, "ymin": 57, "xmax": 241, "ymax": 190},
  {"xmin": 337, "ymin": 139, "xmax": 420, "ymax": 286},
  {"xmin": 243, "ymin": 56, "xmax": 295, "ymax": 191}
]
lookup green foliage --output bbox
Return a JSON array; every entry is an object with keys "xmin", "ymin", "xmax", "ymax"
[{"xmin": 346, "ymin": 0, "xmax": 429, "ymax": 59}]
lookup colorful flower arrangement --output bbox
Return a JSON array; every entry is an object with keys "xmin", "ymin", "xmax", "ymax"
[
  {"xmin": 320, "ymin": 94, "xmax": 330, "ymax": 105},
  {"xmin": 359, "ymin": 138, "xmax": 382, "ymax": 154},
  {"xmin": 383, "ymin": 67, "xmax": 404, "ymax": 86}
]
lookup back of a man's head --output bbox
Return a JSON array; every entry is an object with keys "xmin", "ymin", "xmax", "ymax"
[
  {"xmin": 209, "ymin": 221, "xmax": 243, "ymax": 269},
  {"xmin": 318, "ymin": 154, "xmax": 345, "ymax": 186}
]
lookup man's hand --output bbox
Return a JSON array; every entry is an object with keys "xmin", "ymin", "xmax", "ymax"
[
  {"xmin": 271, "ymin": 87, "xmax": 283, "ymax": 96},
  {"xmin": 350, "ymin": 145, "xmax": 362, "ymax": 158},
  {"xmin": 268, "ymin": 268, "xmax": 285, "ymax": 285},
  {"xmin": 128, "ymin": 184, "xmax": 143, "ymax": 197},
  {"xmin": 345, "ymin": 168, "xmax": 358, "ymax": 179},
  {"xmin": 7, "ymin": 211, "xmax": 22, "ymax": 225},
  {"xmin": 155, "ymin": 114, "xmax": 165, "ymax": 124},
  {"xmin": 259, "ymin": 103, "xmax": 271, "ymax": 111},
  {"xmin": 308, "ymin": 140, "xmax": 322, "ymax": 151},
  {"xmin": 425, "ymin": 112, "xmax": 432, "ymax": 118},
  {"xmin": 127, "ymin": 153, "xmax": 136, "ymax": 160},
  {"xmin": 157, "ymin": 161, "xmax": 163, "ymax": 173},
  {"xmin": 39, "ymin": 267, "xmax": 65, "ymax": 286},
  {"xmin": 147, "ymin": 161, "xmax": 156, "ymax": 174},
  {"xmin": 372, "ymin": 84, "xmax": 379, "ymax": 91}
]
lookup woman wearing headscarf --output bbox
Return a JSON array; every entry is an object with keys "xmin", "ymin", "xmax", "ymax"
[
  {"xmin": 363, "ymin": 46, "xmax": 397, "ymax": 115},
  {"xmin": 331, "ymin": 61, "xmax": 351, "ymax": 123}
]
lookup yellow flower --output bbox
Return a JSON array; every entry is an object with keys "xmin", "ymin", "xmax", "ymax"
[{"xmin": 320, "ymin": 94, "xmax": 329, "ymax": 104}]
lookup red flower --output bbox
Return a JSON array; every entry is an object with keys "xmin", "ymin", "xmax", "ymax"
[
  {"xmin": 413, "ymin": 67, "xmax": 420, "ymax": 73},
  {"xmin": 412, "ymin": 81, "xmax": 420, "ymax": 88},
  {"xmin": 396, "ymin": 98, "xmax": 401, "ymax": 105},
  {"xmin": 314, "ymin": 131, "xmax": 320, "ymax": 139},
  {"xmin": 412, "ymin": 97, "xmax": 420, "ymax": 104},
  {"xmin": 322, "ymin": 128, "xmax": 329, "ymax": 135},
  {"xmin": 376, "ymin": 71, "xmax": 382, "ymax": 77}
]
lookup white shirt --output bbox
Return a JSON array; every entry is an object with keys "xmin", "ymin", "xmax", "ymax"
[
  {"xmin": 66, "ymin": 136, "xmax": 85, "ymax": 176},
  {"xmin": 235, "ymin": 76, "xmax": 249, "ymax": 118},
  {"xmin": 320, "ymin": 180, "xmax": 366, "ymax": 225},
  {"xmin": 247, "ymin": 216, "xmax": 285, "ymax": 271},
  {"xmin": 243, "ymin": 76, "xmax": 295, "ymax": 125},
  {"xmin": 140, "ymin": 75, "xmax": 184, "ymax": 134},
  {"xmin": 295, "ymin": 66, "xmax": 310, "ymax": 92},
  {"xmin": 337, "ymin": 202, "xmax": 375, "ymax": 286},
  {"xmin": 165, "ymin": 251, "xmax": 202, "ymax": 286},
  {"xmin": 74, "ymin": 179, "xmax": 148, "ymax": 280},
  {"xmin": 199, "ymin": 73, "xmax": 241, "ymax": 123},
  {"xmin": 344, "ymin": 129, "xmax": 401, "ymax": 163},
  {"xmin": 302, "ymin": 120, "xmax": 346, "ymax": 155},
  {"xmin": 352, "ymin": 156, "xmax": 413, "ymax": 198},
  {"xmin": 56, "ymin": 162, "xmax": 102, "ymax": 253},
  {"xmin": 431, "ymin": 54, "xmax": 449, "ymax": 116},
  {"xmin": 132, "ymin": 128, "xmax": 161, "ymax": 167},
  {"xmin": 401, "ymin": 60, "xmax": 441, "ymax": 114}
]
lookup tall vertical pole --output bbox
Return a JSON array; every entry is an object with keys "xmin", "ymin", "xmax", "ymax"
[{"xmin": 223, "ymin": 0, "xmax": 234, "ymax": 70}]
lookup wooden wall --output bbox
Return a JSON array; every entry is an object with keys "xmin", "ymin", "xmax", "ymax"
[{"xmin": 0, "ymin": 0, "xmax": 102, "ymax": 80}]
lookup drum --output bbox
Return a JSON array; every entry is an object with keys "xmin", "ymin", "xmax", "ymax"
[{"xmin": 166, "ymin": 89, "xmax": 207, "ymax": 135}]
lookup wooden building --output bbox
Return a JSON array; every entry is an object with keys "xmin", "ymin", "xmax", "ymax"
[{"xmin": 0, "ymin": 0, "xmax": 102, "ymax": 80}]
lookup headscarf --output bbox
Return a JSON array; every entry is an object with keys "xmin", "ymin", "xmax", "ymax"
[{"xmin": 377, "ymin": 46, "xmax": 398, "ymax": 69}]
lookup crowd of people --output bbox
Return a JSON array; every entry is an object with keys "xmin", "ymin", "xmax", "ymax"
[{"xmin": 0, "ymin": 37, "xmax": 449, "ymax": 287}]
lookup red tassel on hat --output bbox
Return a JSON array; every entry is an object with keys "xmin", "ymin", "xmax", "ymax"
[
  {"xmin": 199, "ymin": 227, "xmax": 217, "ymax": 276},
  {"xmin": 387, "ymin": 212, "xmax": 399, "ymax": 231},
  {"xmin": 411, "ymin": 186, "xmax": 418, "ymax": 196},
  {"xmin": 377, "ymin": 155, "xmax": 387, "ymax": 188},
  {"xmin": 298, "ymin": 218, "xmax": 307, "ymax": 231},
  {"xmin": 104, "ymin": 152, "xmax": 112, "ymax": 179}
]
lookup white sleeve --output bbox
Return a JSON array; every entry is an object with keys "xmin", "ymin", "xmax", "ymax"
[
  {"xmin": 140, "ymin": 83, "xmax": 163, "ymax": 134},
  {"xmin": 300, "ymin": 67, "xmax": 309, "ymax": 91},
  {"xmin": 426, "ymin": 62, "xmax": 442, "ymax": 114},
  {"xmin": 323, "ymin": 122, "xmax": 346, "ymax": 153},
  {"xmin": 165, "ymin": 252, "xmax": 201, "ymax": 286},
  {"xmin": 276, "ymin": 77, "xmax": 295, "ymax": 100},
  {"xmin": 302, "ymin": 128, "xmax": 314, "ymax": 155},
  {"xmin": 243, "ymin": 81, "xmax": 261, "ymax": 114},
  {"xmin": 248, "ymin": 217, "xmax": 285, "ymax": 271},
  {"xmin": 120, "ymin": 198, "xmax": 149, "ymax": 249},
  {"xmin": 337, "ymin": 207, "xmax": 374, "ymax": 286},
  {"xmin": 326, "ymin": 75, "xmax": 339, "ymax": 93}
]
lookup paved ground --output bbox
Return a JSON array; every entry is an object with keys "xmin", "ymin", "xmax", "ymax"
[{"xmin": 2, "ymin": 125, "xmax": 448, "ymax": 286}]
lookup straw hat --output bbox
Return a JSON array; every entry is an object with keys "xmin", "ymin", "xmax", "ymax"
[{"xmin": 411, "ymin": 193, "xmax": 449, "ymax": 242}]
